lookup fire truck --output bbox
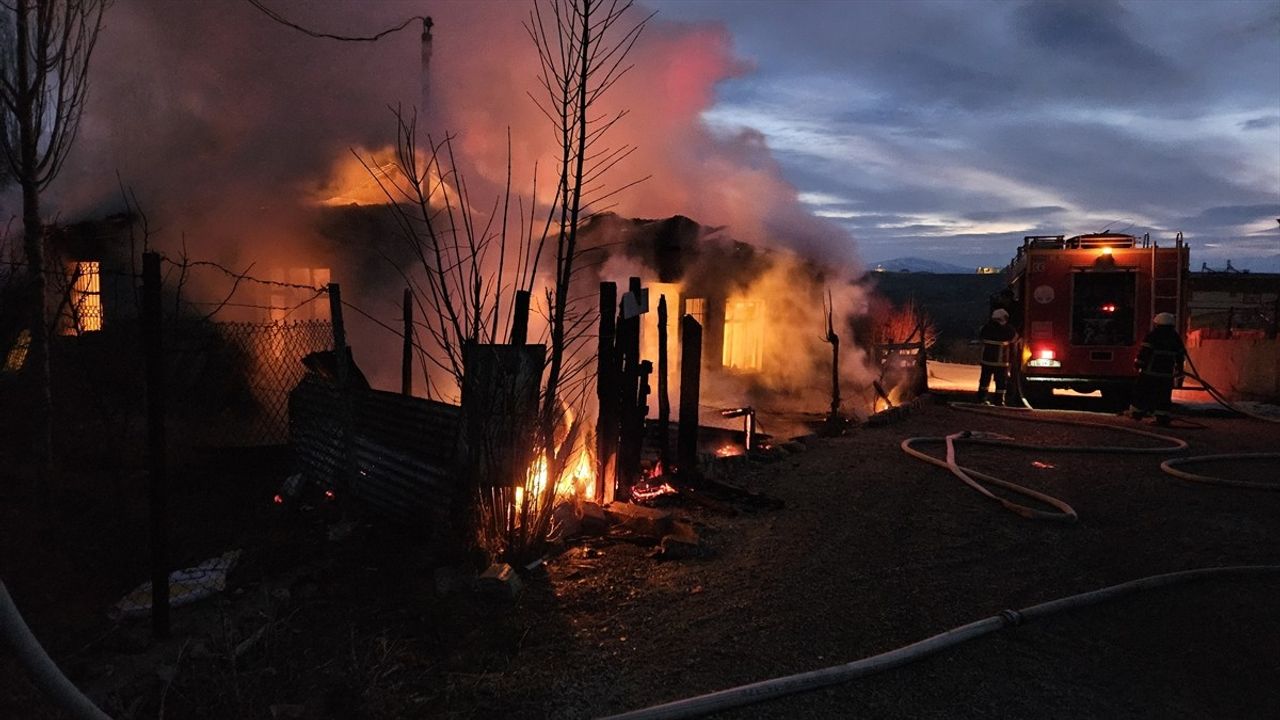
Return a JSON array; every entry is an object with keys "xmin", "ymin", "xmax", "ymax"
[{"xmin": 1003, "ymin": 232, "xmax": 1189, "ymax": 406}]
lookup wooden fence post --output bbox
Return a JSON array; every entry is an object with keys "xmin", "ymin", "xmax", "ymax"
[
  {"xmin": 595, "ymin": 282, "xmax": 618, "ymax": 502},
  {"xmin": 511, "ymin": 290, "xmax": 531, "ymax": 345},
  {"xmin": 616, "ymin": 278, "xmax": 644, "ymax": 497},
  {"xmin": 677, "ymin": 315, "xmax": 702, "ymax": 481},
  {"xmin": 657, "ymin": 294, "xmax": 670, "ymax": 464},
  {"xmin": 141, "ymin": 252, "xmax": 169, "ymax": 639}
]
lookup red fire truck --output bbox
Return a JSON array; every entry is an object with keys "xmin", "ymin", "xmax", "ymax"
[{"xmin": 1004, "ymin": 232, "xmax": 1189, "ymax": 406}]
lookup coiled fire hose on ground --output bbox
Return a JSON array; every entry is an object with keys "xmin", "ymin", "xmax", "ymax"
[
  {"xmin": 0, "ymin": 580, "xmax": 113, "ymax": 720},
  {"xmin": 1160, "ymin": 453, "xmax": 1280, "ymax": 490},
  {"xmin": 600, "ymin": 565, "xmax": 1280, "ymax": 720},
  {"xmin": 899, "ymin": 403, "xmax": 1190, "ymax": 521}
]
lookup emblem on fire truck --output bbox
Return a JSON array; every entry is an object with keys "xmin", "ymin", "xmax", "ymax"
[{"xmin": 1033, "ymin": 285, "xmax": 1055, "ymax": 304}]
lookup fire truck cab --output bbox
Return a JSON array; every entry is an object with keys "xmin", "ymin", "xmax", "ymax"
[{"xmin": 1005, "ymin": 232, "xmax": 1188, "ymax": 405}]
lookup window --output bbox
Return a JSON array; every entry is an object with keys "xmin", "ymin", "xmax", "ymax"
[
  {"xmin": 722, "ymin": 299, "xmax": 764, "ymax": 371},
  {"xmin": 63, "ymin": 261, "xmax": 102, "ymax": 335},
  {"xmin": 265, "ymin": 268, "xmax": 331, "ymax": 323},
  {"xmin": 683, "ymin": 297, "xmax": 706, "ymax": 328},
  {"xmin": 1071, "ymin": 271, "xmax": 1135, "ymax": 346}
]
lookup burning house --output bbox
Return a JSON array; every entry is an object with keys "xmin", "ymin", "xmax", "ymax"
[{"xmin": 575, "ymin": 212, "xmax": 872, "ymax": 430}]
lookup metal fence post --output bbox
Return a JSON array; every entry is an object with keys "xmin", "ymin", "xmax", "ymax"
[
  {"xmin": 141, "ymin": 252, "xmax": 169, "ymax": 639},
  {"xmin": 328, "ymin": 283, "xmax": 355, "ymax": 495}
]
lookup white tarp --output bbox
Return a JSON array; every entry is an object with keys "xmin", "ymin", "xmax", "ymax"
[{"xmin": 109, "ymin": 549, "xmax": 241, "ymax": 620}]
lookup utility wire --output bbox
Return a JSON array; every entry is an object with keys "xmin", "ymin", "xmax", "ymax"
[{"xmin": 245, "ymin": 0, "xmax": 429, "ymax": 43}]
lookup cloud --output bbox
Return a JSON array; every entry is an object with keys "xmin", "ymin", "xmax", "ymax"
[
  {"xmin": 963, "ymin": 206, "xmax": 1069, "ymax": 223},
  {"xmin": 1181, "ymin": 204, "xmax": 1280, "ymax": 228},
  {"xmin": 1240, "ymin": 115, "xmax": 1280, "ymax": 131}
]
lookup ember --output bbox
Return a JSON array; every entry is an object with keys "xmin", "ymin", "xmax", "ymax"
[
  {"xmin": 630, "ymin": 478, "xmax": 677, "ymax": 503},
  {"xmin": 715, "ymin": 444, "xmax": 739, "ymax": 458}
]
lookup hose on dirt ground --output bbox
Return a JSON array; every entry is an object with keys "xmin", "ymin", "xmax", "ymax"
[
  {"xmin": 1011, "ymin": 360, "xmax": 1278, "ymax": 489},
  {"xmin": 1160, "ymin": 453, "xmax": 1280, "ymax": 491},
  {"xmin": 900, "ymin": 403, "xmax": 1189, "ymax": 521},
  {"xmin": 599, "ymin": 565, "xmax": 1280, "ymax": 720},
  {"xmin": 0, "ymin": 580, "xmax": 114, "ymax": 720}
]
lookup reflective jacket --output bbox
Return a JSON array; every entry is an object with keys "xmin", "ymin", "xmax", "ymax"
[
  {"xmin": 1136, "ymin": 325, "xmax": 1185, "ymax": 378},
  {"xmin": 979, "ymin": 320, "xmax": 1019, "ymax": 367}
]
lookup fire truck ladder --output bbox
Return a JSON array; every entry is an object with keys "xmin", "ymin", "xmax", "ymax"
[{"xmin": 1149, "ymin": 232, "xmax": 1184, "ymax": 321}]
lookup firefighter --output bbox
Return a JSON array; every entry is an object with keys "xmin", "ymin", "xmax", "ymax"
[
  {"xmin": 1128, "ymin": 312, "xmax": 1185, "ymax": 425},
  {"xmin": 977, "ymin": 308, "xmax": 1019, "ymax": 405}
]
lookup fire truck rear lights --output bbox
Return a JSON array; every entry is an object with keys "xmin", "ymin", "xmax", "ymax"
[{"xmin": 1028, "ymin": 347, "xmax": 1061, "ymax": 368}]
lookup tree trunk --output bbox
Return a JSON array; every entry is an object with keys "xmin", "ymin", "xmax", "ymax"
[
  {"xmin": 16, "ymin": 0, "xmax": 52, "ymax": 488},
  {"xmin": 22, "ymin": 181, "xmax": 52, "ymax": 483}
]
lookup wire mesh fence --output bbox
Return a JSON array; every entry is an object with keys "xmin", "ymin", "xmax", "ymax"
[{"xmin": 166, "ymin": 319, "xmax": 335, "ymax": 447}]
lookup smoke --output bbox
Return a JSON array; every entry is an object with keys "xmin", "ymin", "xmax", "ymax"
[{"xmin": 7, "ymin": 0, "xmax": 865, "ymax": 394}]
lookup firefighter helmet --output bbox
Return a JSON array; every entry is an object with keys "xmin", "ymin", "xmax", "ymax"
[
  {"xmin": 991, "ymin": 308, "xmax": 1009, "ymax": 322},
  {"xmin": 1154, "ymin": 312, "xmax": 1175, "ymax": 326}
]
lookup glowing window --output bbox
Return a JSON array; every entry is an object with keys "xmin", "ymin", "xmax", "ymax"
[
  {"xmin": 722, "ymin": 299, "xmax": 764, "ymax": 371},
  {"xmin": 683, "ymin": 297, "xmax": 706, "ymax": 328},
  {"xmin": 266, "ymin": 267, "xmax": 331, "ymax": 323},
  {"xmin": 3, "ymin": 329, "xmax": 30, "ymax": 372},
  {"xmin": 64, "ymin": 261, "xmax": 102, "ymax": 335}
]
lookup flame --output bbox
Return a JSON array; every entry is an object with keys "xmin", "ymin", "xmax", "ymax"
[
  {"xmin": 887, "ymin": 385, "xmax": 904, "ymax": 406},
  {"xmin": 314, "ymin": 145, "xmax": 460, "ymax": 210},
  {"xmin": 514, "ymin": 441, "xmax": 598, "ymax": 523},
  {"xmin": 715, "ymin": 443, "xmax": 738, "ymax": 457}
]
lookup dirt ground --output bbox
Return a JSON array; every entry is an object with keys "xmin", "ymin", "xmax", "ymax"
[{"xmin": 4, "ymin": 392, "xmax": 1280, "ymax": 719}]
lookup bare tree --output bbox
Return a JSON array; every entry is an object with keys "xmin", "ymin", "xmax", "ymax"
[
  {"xmin": 358, "ymin": 0, "xmax": 648, "ymax": 564},
  {"xmin": 526, "ymin": 0, "xmax": 649, "ymax": 491},
  {"xmin": 876, "ymin": 297, "xmax": 939, "ymax": 350},
  {"xmin": 0, "ymin": 0, "xmax": 107, "ymax": 479}
]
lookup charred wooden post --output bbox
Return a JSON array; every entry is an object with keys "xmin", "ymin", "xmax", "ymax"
[
  {"xmin": 656, "ymin": 294, "xmax": 671, "ymax": 464},
  {"xmin": 824, "ymin": 292, "xmax": 841, "ymax": 425},
  {"xmin": 510, "ymin": 290, "xmax": 531, "ymax": 345},
  {"xmin": 677, "ymin": 315, "xmax": 702, "ymax": 481},
  {"xmin": 141, "ymin": 252, "xmax": 169, "ymax": 639},
  {"xmin": 620, "ymin": 358, "xmax": 652, "ymax": 484},
  {"xmin": 616, "ymin": 277, "xmax": 644, "ymax": 497},
  {"xmin": 402, "ymin": 288, "xmax": 413, "ymax": 397},
  {"xmin": 595, "ymin": 282, "xmax": 618, "ymax": 502}
]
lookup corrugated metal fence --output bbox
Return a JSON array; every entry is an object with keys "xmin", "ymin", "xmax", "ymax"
[{"xmin": 289, "ymin": 376, "xmax": 462, "ymax": 527}]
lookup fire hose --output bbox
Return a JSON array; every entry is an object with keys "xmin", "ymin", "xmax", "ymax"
[
  {"xmin": 0, "ymin": 580, "xmax": 114, "ymax": 720},
  {"xmin": 599, "ymin": 565, "xmax": 1280, "ymax": 720},
  {"xmin": 899, "ymin": 403, "xmax": 1190, "ymax": 521},
  {"xmin": 1180, "ymin": 353, "xmax": 1280, "ymax": 425}
]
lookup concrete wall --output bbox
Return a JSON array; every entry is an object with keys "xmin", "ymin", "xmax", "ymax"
[{"xmin": 1186, "ymin": 335, "xmax": 1280, "ymax": 401}]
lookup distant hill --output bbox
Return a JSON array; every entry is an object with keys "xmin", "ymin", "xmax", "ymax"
[{"xmin": 869, "ymin": 257, "xmax": 973, "ymax": 274}]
